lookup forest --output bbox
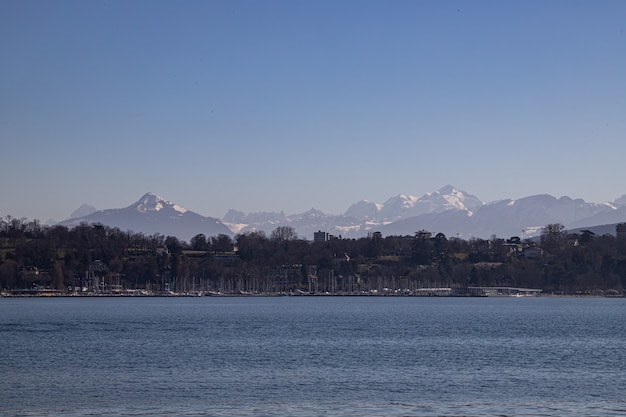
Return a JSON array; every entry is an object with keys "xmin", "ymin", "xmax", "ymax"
[{"xmin": 1, "ymin": 216, "xmax": 625, "ymax": 296}]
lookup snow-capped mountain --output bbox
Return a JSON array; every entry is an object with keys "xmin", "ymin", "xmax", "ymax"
[
  {"xmin": 388, "ymin": 194, "xmax": 613, "ymax": 239},
  {"xmin": 57, "ymin": 187, "xmax": 626, "ymax": 242},
  {"xmin": 343, "ymin": 185, "xmax": 482, "ymax": 224},
  {"xmin": 228, "ymin": 186, "xmax": 624, "ymax": 240},
  {"xmin": 58, "ymin": 193, "xmax": 232, "ymax": 242},
  {"xmin": 374, "ymin": 193, "xmax": 617, "ymax": 239},
  {"xmin": 378, "ymin": 185, "xmax": 483, "ymax": 221},
  {"xmin": 129, "ymin": 193, "xmax": 187, "ymax": 214},
  {"xmin": 612, "ymin": 194, "xmax": 626, "ymax": 208}
]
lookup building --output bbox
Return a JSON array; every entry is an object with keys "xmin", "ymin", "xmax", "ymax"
[
  {"xmin": 314, "ymin": 231, "xmax": 338, "ymax": 242},
  {"xmin": 616, "ymin": 223, "xmax": 626, "ymax": 239}
]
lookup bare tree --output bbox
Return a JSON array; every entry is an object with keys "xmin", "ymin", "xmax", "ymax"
[{"xmin": 271, "ymin": 226, "xmax": 297, "ymax": 242}]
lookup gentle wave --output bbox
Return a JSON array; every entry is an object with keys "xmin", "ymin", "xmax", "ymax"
[{"xmin": 1, "ymin": 297, "xmax": 625, "ymax": 417}]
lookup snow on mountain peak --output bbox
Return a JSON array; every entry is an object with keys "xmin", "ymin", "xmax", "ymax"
[
  {"xmin": 412, "ymin": 185, "xmax": 483, "ymax": 213},
  {"xmin": 613, "ymin": 194, "xmax": 626, "ymax": 207},
  {"xmin": 383, "ymin": 194, "xmax": 419, "ymax": 209},
  {"xmin": 439, "ymin": 188, "xmax": 483, "ymax": 211},
  {"xmin": 133, "ymin": 193, "xmax": 187, "ymax": 214}
]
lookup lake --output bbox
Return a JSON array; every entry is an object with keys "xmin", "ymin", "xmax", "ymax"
[{"xmin": 1, "ymin": 296, "xmax": 625, "ymax": 417}]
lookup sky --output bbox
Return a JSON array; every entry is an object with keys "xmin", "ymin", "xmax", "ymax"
[{"xmin": 1, "ymin": 0, "xmax": 625, "ymax": 222}]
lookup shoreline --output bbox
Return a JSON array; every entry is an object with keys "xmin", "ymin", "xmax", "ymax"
[{"xmin": 1, "ymin": 290, "xmax": 623, "ymax": 298}]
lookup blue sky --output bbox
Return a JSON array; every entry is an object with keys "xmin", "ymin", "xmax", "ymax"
[{"xmin": 2, "ymin": 0, "xmax": 625, "ymax": 222}]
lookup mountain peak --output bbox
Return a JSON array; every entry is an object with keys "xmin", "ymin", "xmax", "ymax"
[
  {"xmin": 613, "ymin": 194, "xmax": 626, "ymax": 207},
  {"xmin": 132, "ymin": 193, "xmax": 187, "ymax": 214},
  {"xmin": 68, "ymin": 203, "xmax": 97, "ymax": 220},
  {"xmin": 58, "ymin": 193, "xmax": 232, "ymax": 242},
  {"xmin": 438, "ymin": 184, "xmax": 457, "ymax": 195},
  {"xmin": 299, "ymin": 208, "xmax": 326, "ymax": 218}
]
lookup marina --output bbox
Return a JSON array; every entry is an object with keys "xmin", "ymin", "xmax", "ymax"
[{"xmin": 2, "ymin": 285, "xmax": 547, "ymax": 297}]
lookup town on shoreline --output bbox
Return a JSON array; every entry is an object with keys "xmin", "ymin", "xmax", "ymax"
[
  {"xmin": 4, "ymin": 285, "xmax": 624, "ymax": 298},
  {"xmin": 2, "ymin": 219, "xmax": 626, "ymax": 298}
]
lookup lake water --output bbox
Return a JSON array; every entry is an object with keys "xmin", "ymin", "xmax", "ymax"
[{"xmin": 1, "ymin": 296, "xmax": 625, "ymax": 417}]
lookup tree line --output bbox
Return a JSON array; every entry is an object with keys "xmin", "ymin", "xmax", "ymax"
[{"xmin": 1, "ymin": 216, "xmax": 625, "ymax": 295}]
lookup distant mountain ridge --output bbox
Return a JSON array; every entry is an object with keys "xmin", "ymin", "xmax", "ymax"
[
  {"xmin": 58, "ymin": 187, "xmax": 626, "ymax": 242},
  {"xmin": 345, "ymin": 185, "xmax": 484, "ymax": 223},
  {"xmin": 58, "ymin": 193, "xmax": 232, "ymax": 242},
  {"xmin": 225, "ymin": 185, "xmax": 623, "ymax": 240}
]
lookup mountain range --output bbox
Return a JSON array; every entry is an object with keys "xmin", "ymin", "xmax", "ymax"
[{"xmin": 57, "ymin": 186, "xmax": 626, "ymax": 242}]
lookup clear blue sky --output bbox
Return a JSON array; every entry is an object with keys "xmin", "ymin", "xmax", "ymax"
[{"xmin": 2, "ymin": 0, "xmax": 625, "ymax": 222}]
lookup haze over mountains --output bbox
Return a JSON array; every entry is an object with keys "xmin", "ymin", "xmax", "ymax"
[
  {"xmin": 58, "ymin": 193, "xmax": 232, "ymax": 242},
  {"xmin": 57, "ymin": 186, "xmax": 626, "ymax": 242}
]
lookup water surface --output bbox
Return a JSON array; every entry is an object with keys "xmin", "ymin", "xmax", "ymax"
[{"xmin": 1, "ymin": 296, "xmax": 625, "ymax": 416}]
